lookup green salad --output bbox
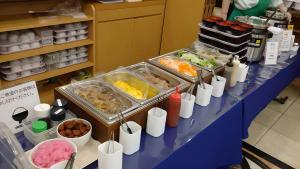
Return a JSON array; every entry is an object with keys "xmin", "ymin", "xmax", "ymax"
[{"xmin": 177, "ymin": 50, "xmax": 217, "ymax": 69}]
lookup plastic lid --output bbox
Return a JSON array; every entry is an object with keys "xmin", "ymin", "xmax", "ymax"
[
  {"xmin": 32, "ymin": 120, "xmax": 47, "ymax": 133},
  {"xmin": 0, "ymin": 122, "xmax": 30, "ymax": 169},
  {"xmin": 53, "ymin": 98, "xmax": 68, "ymax": 110},
  {"xmin": 50, "ymin": 107, "xmax": 66, "ymax": 122}
]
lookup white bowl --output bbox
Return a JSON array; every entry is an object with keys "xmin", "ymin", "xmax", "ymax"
[
  {"xmin": 29, "ymin": 138, "xmax": 77, "ymax": 169},
  {"xmin": 56, "ymin": 32, "xmax": 67, "ymax": 38},
  {"xmin": 11, "ymin": 65, "xmax": 22, "ymax": 72},
  {"xmin": 6, "ymin": 73, "xmax": 17, "ymax": 80},
  {"xmin": 8, "ymin": 45, "xmax": 20, "ymax": 52},
  {"xmin": 49, "ymin": 160, "xmax": 77, "ymax": 169},
  {"xmin": 57, "ymin": 118, "xmax": 92, "ymax": 147},
  {"xmin": 20, "ymin": 34, "xmax": 30, "ymax": 43},
  {"xmin": 8, "ymin": 32, "xmax": 19, "ymax": 43},
  {"xmin": 20, "ymin": 44, "xmax": 30, "ymax": 50},
  {"xmin": 22, "ymin": 70, "xmax": 31, "ymax": 77},
  {"xmin": 68, "ymin": 31, "xmax": 77, "ymax": 36},
  {"xmin": 56, "ymin": 38, "xmax": 66, "ymax": 44},
  {"xmin": 67, "ymin": 37, "xmax": 76, "ymax": 42},
  {"xmin": 77, "ymin": 29, "xmax": 86, "ymax": 34},
  {"xmin": 65, "ymin": 24, "xmax": 75, "ymax": 30},
  {"xmin": 31, "ymin": 42, "xmax": 41, "ymax": 48},
  {"xmin": 0, "ymin": 32, "xmax": 8, "ymax": 41}
]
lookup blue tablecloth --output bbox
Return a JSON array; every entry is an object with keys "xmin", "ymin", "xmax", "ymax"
[
  {"xmin": 13, "ymin": 51, "xmax": 300, "ymax": 169},
  {"xmin": 227, "ymin": 51, "xmax": 300, "ymax": 138}
]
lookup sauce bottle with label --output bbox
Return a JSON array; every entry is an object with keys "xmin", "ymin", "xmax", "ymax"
[{"xmin": 167, "ymin": 87, "xmax": 181, "ymax": 127}]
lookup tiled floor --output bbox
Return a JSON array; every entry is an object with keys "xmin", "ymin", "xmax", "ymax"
[{"xmin": 245, "ymin": 85, "xmax": 300, "ymax": 168}]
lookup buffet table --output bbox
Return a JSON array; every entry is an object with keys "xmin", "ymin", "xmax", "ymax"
[{"xmin": 15, "ymin": 51, "xmax": 300, "ymax": 169}]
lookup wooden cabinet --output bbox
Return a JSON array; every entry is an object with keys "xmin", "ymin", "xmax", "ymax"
[
  {"xmin": 96, "ymin": 19, "xmax": 134, "ymax": 72},
  {"xmin": 133, "ymin": 14, "xmax": 164, "ymax": 63},
  {"xmin": 93, "ymin": 0, "xmax": 165, "ymax": 72},
  {"xmin": 160, "ymin": 0, "xmax": 205, "ymax": 54}
]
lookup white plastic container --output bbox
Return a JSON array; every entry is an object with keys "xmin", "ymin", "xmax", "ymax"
[
  {"xmin": 179, "ymin": 93, "xmax": 196, "ymax": 118},
  {"xmin": 119, "ymin": 121, "xmax": 141, "ymax": 155},
  {"xmin": 98, "ymin": 141, "xmax": 123, "ymax": 169},
  {"xmin": 146, "ymin": 107, "xmax": 167, "ymax": 137},
  {"xmin": 211, "ymin": 76, "xmax": 226, "ymax": 97},
  {"xmin": 195, "ymin": 83, "xmax": 213, "ymax": 107},
  {"xmin": 237, "ymin": 64, "xmax": 249, "ymax": 82},
  {"xmin": 34, "ymin": 103, "xmax": 51, "ymax": 118}
]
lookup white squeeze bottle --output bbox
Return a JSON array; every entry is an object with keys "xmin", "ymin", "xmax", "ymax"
[{"xmin": 230, "ymin": 55, "xmax": 240, "ymax": 87}]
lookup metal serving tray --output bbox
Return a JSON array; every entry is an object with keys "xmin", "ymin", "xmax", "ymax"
[
  {"xmin": 126, "ymin": 62, "xmax": 190, "ymax": 95},
  {"xmin": 148, "ymin": 49, "xmax": 223, "ymax": 83},
  {"xmin": 98, "ymin": 69, "xmax": 162, "ymax": 105},
  {"xmin": 58, "ymin": 79, "xmax": 139, "ymax": 123}
]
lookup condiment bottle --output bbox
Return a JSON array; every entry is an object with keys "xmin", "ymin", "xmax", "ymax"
[
  {"xmin": 167, "ymin": 87, "xmax": 181, "ymax": 127},
  {"xmin": 224, "ymin": 58, "xmax": 234, "ymax": 88},
  {"xmin": 50, "ymin": 107, "xmax": 66, "ymax": 127},
  {"xmin": 230, "ymin": 55, "xmax": 240, "ymax": 87}
]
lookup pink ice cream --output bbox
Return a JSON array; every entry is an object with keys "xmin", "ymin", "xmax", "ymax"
[{"xmin": 32, "ymin": 140, "xmax": 75, "ymax": 168}]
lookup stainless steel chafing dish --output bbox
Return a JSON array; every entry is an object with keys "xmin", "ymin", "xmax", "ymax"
[
  {"xmin": 126, "ymin": 62, "xmax": 189, "ymax": 95},
  {"xmin": 98, "ymin": 69, "xmax": 161, "ymax": 104},
  {"xmin": 57, "ymin": 79, "xmax": 139, "ymax": 123},
  {"xmin": 57, "ymin": 65, "xmax": 190, "ymax": 125},
  {"xmin": 148, "ymin": 49, "xmax": 224, "ymax": 83}
]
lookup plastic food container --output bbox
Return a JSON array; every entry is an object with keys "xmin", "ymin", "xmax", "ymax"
[
  {"xmin": 216, "ymin": 21, "xmax": 231, "ymax": 32},
  {"xmin": 202, "ymin": 18, "xmax": 218, "ymax": 28},
  {"xmin": 0, "ymin": 36, "xmax": 41, "ymax": 54},
  {"xmin": 198, "ymin": 34, "xmax": 249, "ymax": 53},
  {"xmin": 53, "ymin": 22, "xmax": 88, "ymax": 44},
  {"xmin": 199, "ymin": 23, "xmax": 251, "ymax": 44}
]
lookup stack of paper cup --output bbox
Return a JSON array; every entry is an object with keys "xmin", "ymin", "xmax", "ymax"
[
  {"xmin": 98, "ymin": 141, "xmax": 123, "ymax": 169},
  {"xmin": 119, "ymin": 121, "xmax": 141, "ymax": 155},
  {"xmin": 146, "ymin": 107, "xmax": 167, "ymax": 137},
  {"xmin": 179, "ymin": 93, "xmax": 196, "ymax": 118},
  {"xmin": 195, "ymin": 83, "xmax": 213, "ymax": 107},
  {"xmin": 211, "ymin": 76, "xmax": 226, "ymax": 97},
  {"xmin": 237, "ymin": 64, "xmax": 249, "ymax": 82}
]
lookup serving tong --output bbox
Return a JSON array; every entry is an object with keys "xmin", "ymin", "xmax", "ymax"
[
  {"xmin": 197, "ymin": 69, "xmax": 206, "ymax": 89},
  {"xmin": 184, "ymin": 84, "xmax": 195, "ymax": 101},
  {"xmin": 211, "ymin": 69, "xmax": 220, "ymax": 81},
  {"xmin": 117, "ymin": 112, "xmax": 133, "ymax": 134},
  {"xmin": 106, "ymin": 132, "xmax": 115, "ymax": 154},
  {"xmin": 64, "ymin": 152, "xmax": 76, "ymax": 169}
]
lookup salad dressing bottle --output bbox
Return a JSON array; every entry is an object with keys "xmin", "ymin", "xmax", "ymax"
[{"xmin": 167, "ymin": 87, "xmax": 181, "ymax": 127}]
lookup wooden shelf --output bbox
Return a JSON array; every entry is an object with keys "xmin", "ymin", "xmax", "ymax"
[
  {"xmin": 1, "ymin": 61, "xmax": 94, "ymax": 88},
  {"xmin": 0, "ymin": 14, "xmax": 93, "ymax": 32},
  {"xmin": 291, "ymin": 10, "xmax": 300, "ymax": 18},
  {"xmin": 91, "ymin": 0, "xmax": 165, "ymax": 10},
  {"xmin": 294, "ymin": 29, "xmax": 300, "ymax": 34},
  {"xmin": 38, "ymin": 81, "xmax": 63, "ymax": 104},
  {"xmin": 0, "ymin": 39, "xmax": 93, "ymax": 63}
]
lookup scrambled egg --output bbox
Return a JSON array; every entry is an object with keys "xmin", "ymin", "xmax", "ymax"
[{"xmin": 113, "ymin": 81, "xmax": 144, "ymax": 99}]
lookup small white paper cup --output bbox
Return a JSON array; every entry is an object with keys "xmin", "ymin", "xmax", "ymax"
[
  {"xmin": 146, "ymin": 107, "xmax": 167, "ymax": 137},
  {"xmin": 179, "ymin": 93, "xmax": 196, "ymax": 118},
  {"xmin": 119, "ymin": 121, "xmax": 141, "ymax": 155},
  {"xmin": 195, "ymin": 83, "xmax": 213, "ymax": 107},
  {"xmin": 211, "ymin": 76, "xmax": 226, "ymax": 97},
  {"xmin": 98, "ymin": 141, "xmax": 123, "ymax": 169},
  {"xmin": 237, "ymin": 64, "xmax": 249, "ymax": 82}
]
